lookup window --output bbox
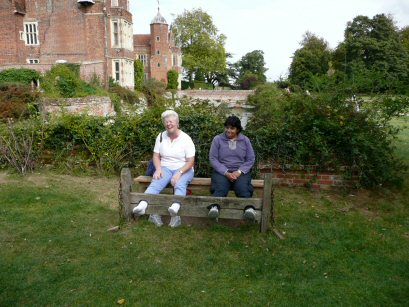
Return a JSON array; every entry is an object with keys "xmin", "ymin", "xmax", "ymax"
[
  {"xmin": 27, "ymin": 59, "xmax": 39, "ymax": 64},
  {"xmin": 113, "ymin": 21, "xmax": 119, "ymax": 46},
  {"xmin": 114, "ymin": 60, "xmax": 120, "ymax": 82},
  {"xmin": 111, "ymin": 0, "xmax": 118, "ymax": 6},
  {"xmin": 156, "ymin": 50, "xmax": 160, "ymax": 55},
  {"xmin": 138, "ymin": 54, "xmax": 147, "ymax": 66},
  {"xmin": 24, "ymin": 22, "xmax": 39, "ymax": 45},
  {"xmin": 144, "ymin": 73, "xmax": 148, "ymax": 80},
  {"xmin": 172, "ymin": 54, "xmax": 178, "ymax": 67},
  {"xmin": 156, "ymin": 36, "xmax": 160, "ymax": 42},
  {"xmin": 157, "ymin": 63, "xmax": 160, "ymax": 68}
]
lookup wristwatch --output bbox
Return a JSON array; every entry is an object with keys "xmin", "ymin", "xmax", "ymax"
[{"xmin": 179, "ymin": 170, "xmax": 183, "ymax": 174}]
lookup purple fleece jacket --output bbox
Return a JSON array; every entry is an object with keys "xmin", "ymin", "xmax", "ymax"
[{"xmin": 209, "ymin": 132, "xmax": 255, "ymax": 175}]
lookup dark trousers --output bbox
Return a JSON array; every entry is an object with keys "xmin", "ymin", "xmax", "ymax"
[{"xmin": 211, "ymin": 171, "xmax": 253, "ymax": 198}]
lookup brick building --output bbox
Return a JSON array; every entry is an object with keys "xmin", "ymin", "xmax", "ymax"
[
  {"xmin": 134, "ymin": 8, "xmax": 182, "ymax": 88},
  {"xmin": 0, "ymin": 0, "xmax": 134, "ymax": 88}
]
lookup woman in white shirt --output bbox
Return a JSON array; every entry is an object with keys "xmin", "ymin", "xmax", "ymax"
[{"xmin": 132, "ymin": 110, "xmax": 195, "ymax": 227}]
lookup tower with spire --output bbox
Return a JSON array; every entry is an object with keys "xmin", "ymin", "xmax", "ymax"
[{"xmin": 134, "ymin": 3, "xmax": 182, "ymax": 88}]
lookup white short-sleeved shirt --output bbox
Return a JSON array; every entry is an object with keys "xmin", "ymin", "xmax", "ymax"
[{"xmin": 153, "ymin": 130, "xmax": 195, "ymax": 170}]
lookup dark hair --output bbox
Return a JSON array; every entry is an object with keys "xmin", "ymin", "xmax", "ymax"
[{"xmin": 224, "ymin": 115, "xmax": 242, "ymax": 133}]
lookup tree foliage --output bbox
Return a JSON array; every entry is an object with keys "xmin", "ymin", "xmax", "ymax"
[
  {"xmin": 332, "ymin": 14, "xmax": 409, "ymax": 93},
  {"xmin": 171, "ymin": 8, "xmax": 227, "ymax": 85},
  {"xmin": 235, "ymin": 50, "xmax": 267, "ymax": 88},
  {"xmin": 289, "ymin": 32, "xmax": 332, "ymax": 90}
]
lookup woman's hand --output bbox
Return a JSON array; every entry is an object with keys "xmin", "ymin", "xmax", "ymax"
[
  {"xmin": 231, "ymin": 170, "xmax": 242, "ymax": 179},
  {"xmin": 153, "ymin": 169, "xmax": 162, "ymax": 180},
  {"xmin": 226, "ymin": 171, "xmax": 242, "ymax": 182},
  {"xmin": 171, "ymin": 172, "xmax": 182, "ymax": 186}
]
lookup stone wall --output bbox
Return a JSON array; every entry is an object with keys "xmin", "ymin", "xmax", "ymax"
[
  {"xmin": 41, "ymin": 96, "xmax": 114, "ymax": 117},
  {"xmin": 177, "ymin": 90, "xmax": 254, "ymax": 105}
]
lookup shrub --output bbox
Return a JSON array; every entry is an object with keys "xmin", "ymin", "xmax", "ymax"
[
  {"xmin": 0, "ymin": 83, "xmax": 40, "ymax": 120},
  {"xmin": 109, "ymin": 83, "xmax": 139, "ymax": 105},
  {"xmin": 134, "ymin": 60, "xmax": 144, "ymax": 91},
  {"xmin": 167, "ymin": 69, "xmax": 179, "ymax": 90},
  {"xmin": 142, "ymin": 79, "xmax": 167, "ymax": 106},
  {"xmin": 39, "ymin": 100, "xmax": 226, "ymax": 176},
  {"xmin": 0, "ymin": 118, "xmax": 41, "ymax": 174},
  {"xmin": 41, "ymin": 64, "xmax": 107, "ymax": 98},
  {"xmin": 0, "ymin": 68, "xmax": 40, "ymax": 85},
  {"xmin": 246, "ymin": 83, "xmax": 405, "ymax": 187}
]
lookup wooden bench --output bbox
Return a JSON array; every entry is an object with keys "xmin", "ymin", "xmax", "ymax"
[{"xmin": 119, "ymin": 168, "xmax": 274, "ymax": 233}]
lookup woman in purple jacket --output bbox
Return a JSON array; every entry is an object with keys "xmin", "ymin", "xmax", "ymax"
[{"xmin": 208, "ymin": 115, "xmax": 256, "ymax": 220}]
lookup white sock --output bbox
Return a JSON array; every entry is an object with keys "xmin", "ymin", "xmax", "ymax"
[
  {"xmin": 133, "ymin": 200, "xmax": 148, "ymax": 215},
  {"xmin": 168, "ymin": 202, "xmax": 180, "ymax": 217}
]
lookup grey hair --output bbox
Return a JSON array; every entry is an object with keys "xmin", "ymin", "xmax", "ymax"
[{"xmin": 161, "ymin": 110, "xmax": 179, "ymax": 124}]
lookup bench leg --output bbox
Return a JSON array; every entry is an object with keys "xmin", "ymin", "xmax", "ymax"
[
  {"xmin": 260, "ymin": 173, "xmax": 273, "ymax": 233},
  {"xmin": 119, "ymin": 168, "xmax": 133, "ymax": 221}
]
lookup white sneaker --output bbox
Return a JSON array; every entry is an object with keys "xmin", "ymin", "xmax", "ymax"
[
  {"xmin": 169, "ymin": 216, "xmax": 181, "ymax": 228},
  {"xmin": 148, "ymin": 214, "xmax": 163, "ymax": 227},
  {"xmin": 208, "ymin": 206, "xmax": 219, "ymax": 218},
  {"xmin": 133, "ymin": 200, "xmax": 148, "ymax": 216},
  {"xmin": 168, "ymin": 202, "xmax": 181, "ymax": 217},
  {"xmin": 243, "ymin": 207, "xmax": 256, "ymax": 221}
]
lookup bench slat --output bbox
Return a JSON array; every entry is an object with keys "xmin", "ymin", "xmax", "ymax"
[
  {"xmin": 141, "ymin": 205, "xmax": 261, "ymax": 221},
  {"xmin": 130, "ymin": 193, "xmax": 263, "ymax": 210},
  {"xmin": 134, "ymin": 175, "xmax": 265, "ymax": 188}
]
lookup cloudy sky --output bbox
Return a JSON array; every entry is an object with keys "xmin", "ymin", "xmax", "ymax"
[{"xmin": 130, "ymin": 0, "xmax": 409, "ymax": 81}]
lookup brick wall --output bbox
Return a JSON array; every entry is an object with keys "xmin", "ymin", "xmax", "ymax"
[
  {"xmin": 0, "ymin": 1, "xmax": 23, "ymax": 64},
  {"xmin": 259, "ymin": 164, "xmax": 357, "ymax": 190}
]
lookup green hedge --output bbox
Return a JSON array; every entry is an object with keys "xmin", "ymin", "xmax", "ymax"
[
  {"xmin": 0, "ymin": 68, "xmax": 40, "ymax": 85},
  {"xmin": 246, "ymin": 84, "xmax": 405, "ymax": 187},
  {"xmin": 1, "ymin": 83, "xmax": 406, "ymax": 187},
  {"xmin": 39, "ymin": 100, "xmax": 226, "ymax": 176}
]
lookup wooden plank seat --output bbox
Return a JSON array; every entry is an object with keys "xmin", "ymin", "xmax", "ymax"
[
  {"xmin": 119, "ymin": 168, "xmax": 274, "ymax": 232},
  {"xmin": 134, "ymin": 176, "xmax": 264, "ymax": 196}
]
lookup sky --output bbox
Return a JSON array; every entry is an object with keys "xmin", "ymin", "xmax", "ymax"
[{"xmin": 130, "ymin": 0, "xmax": 409, "ymax": 81}]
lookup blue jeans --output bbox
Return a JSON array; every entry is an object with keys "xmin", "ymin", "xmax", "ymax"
[
  {"xmin": 211, "ymin": 171, "xmax": 253, "ymax": 198},
  {"xmin": 145, "ymin": 167, "xmax": 194, "ymax": 196}
]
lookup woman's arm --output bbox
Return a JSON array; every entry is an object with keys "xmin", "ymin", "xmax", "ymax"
[
  {"xmin": 152, "ymin": 152, "xmax": 162, "ymax": 179},
  {"xmin": 171, "ymin": 156, "xmax": 194, "ymax": 186},
  {"xmin": 209, "ymin": 136, "xmax": 229, "ymax": 175}
]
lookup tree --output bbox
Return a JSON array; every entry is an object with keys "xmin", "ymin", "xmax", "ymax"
[
  {"xmin": 233, "ymin": 50, "xmax": 267, "ymax": 89},
  {"xmin": 289, "ymin": 32, "xmax": 331, "ymax": 90},
  {"xmin": 171, "ymin": 8, "xmax": 227, "ymax": 86},
  {"xmin": 333, "ymin": 14, "xmax": 409, "ymax": 93},
  {"xmin": 167, "ymin": 69, "xmax": 179, "ymax": 90},
  {"xmin": 400, "ymin": 26, "xmax": 409, "ymax": 54},
  {"xmin": 134, "ymin": 60, "xmax": 144, "ymax": 91}
]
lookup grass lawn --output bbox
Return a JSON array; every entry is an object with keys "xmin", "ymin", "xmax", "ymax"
[{"xmin": 0, "ymin": 117, "xmax": 408, "ymax": 306}]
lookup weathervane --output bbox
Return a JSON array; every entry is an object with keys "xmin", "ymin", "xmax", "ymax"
[{"xmin": 157, "ymin": 0, "xmax": 160, "ymax": 12}]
